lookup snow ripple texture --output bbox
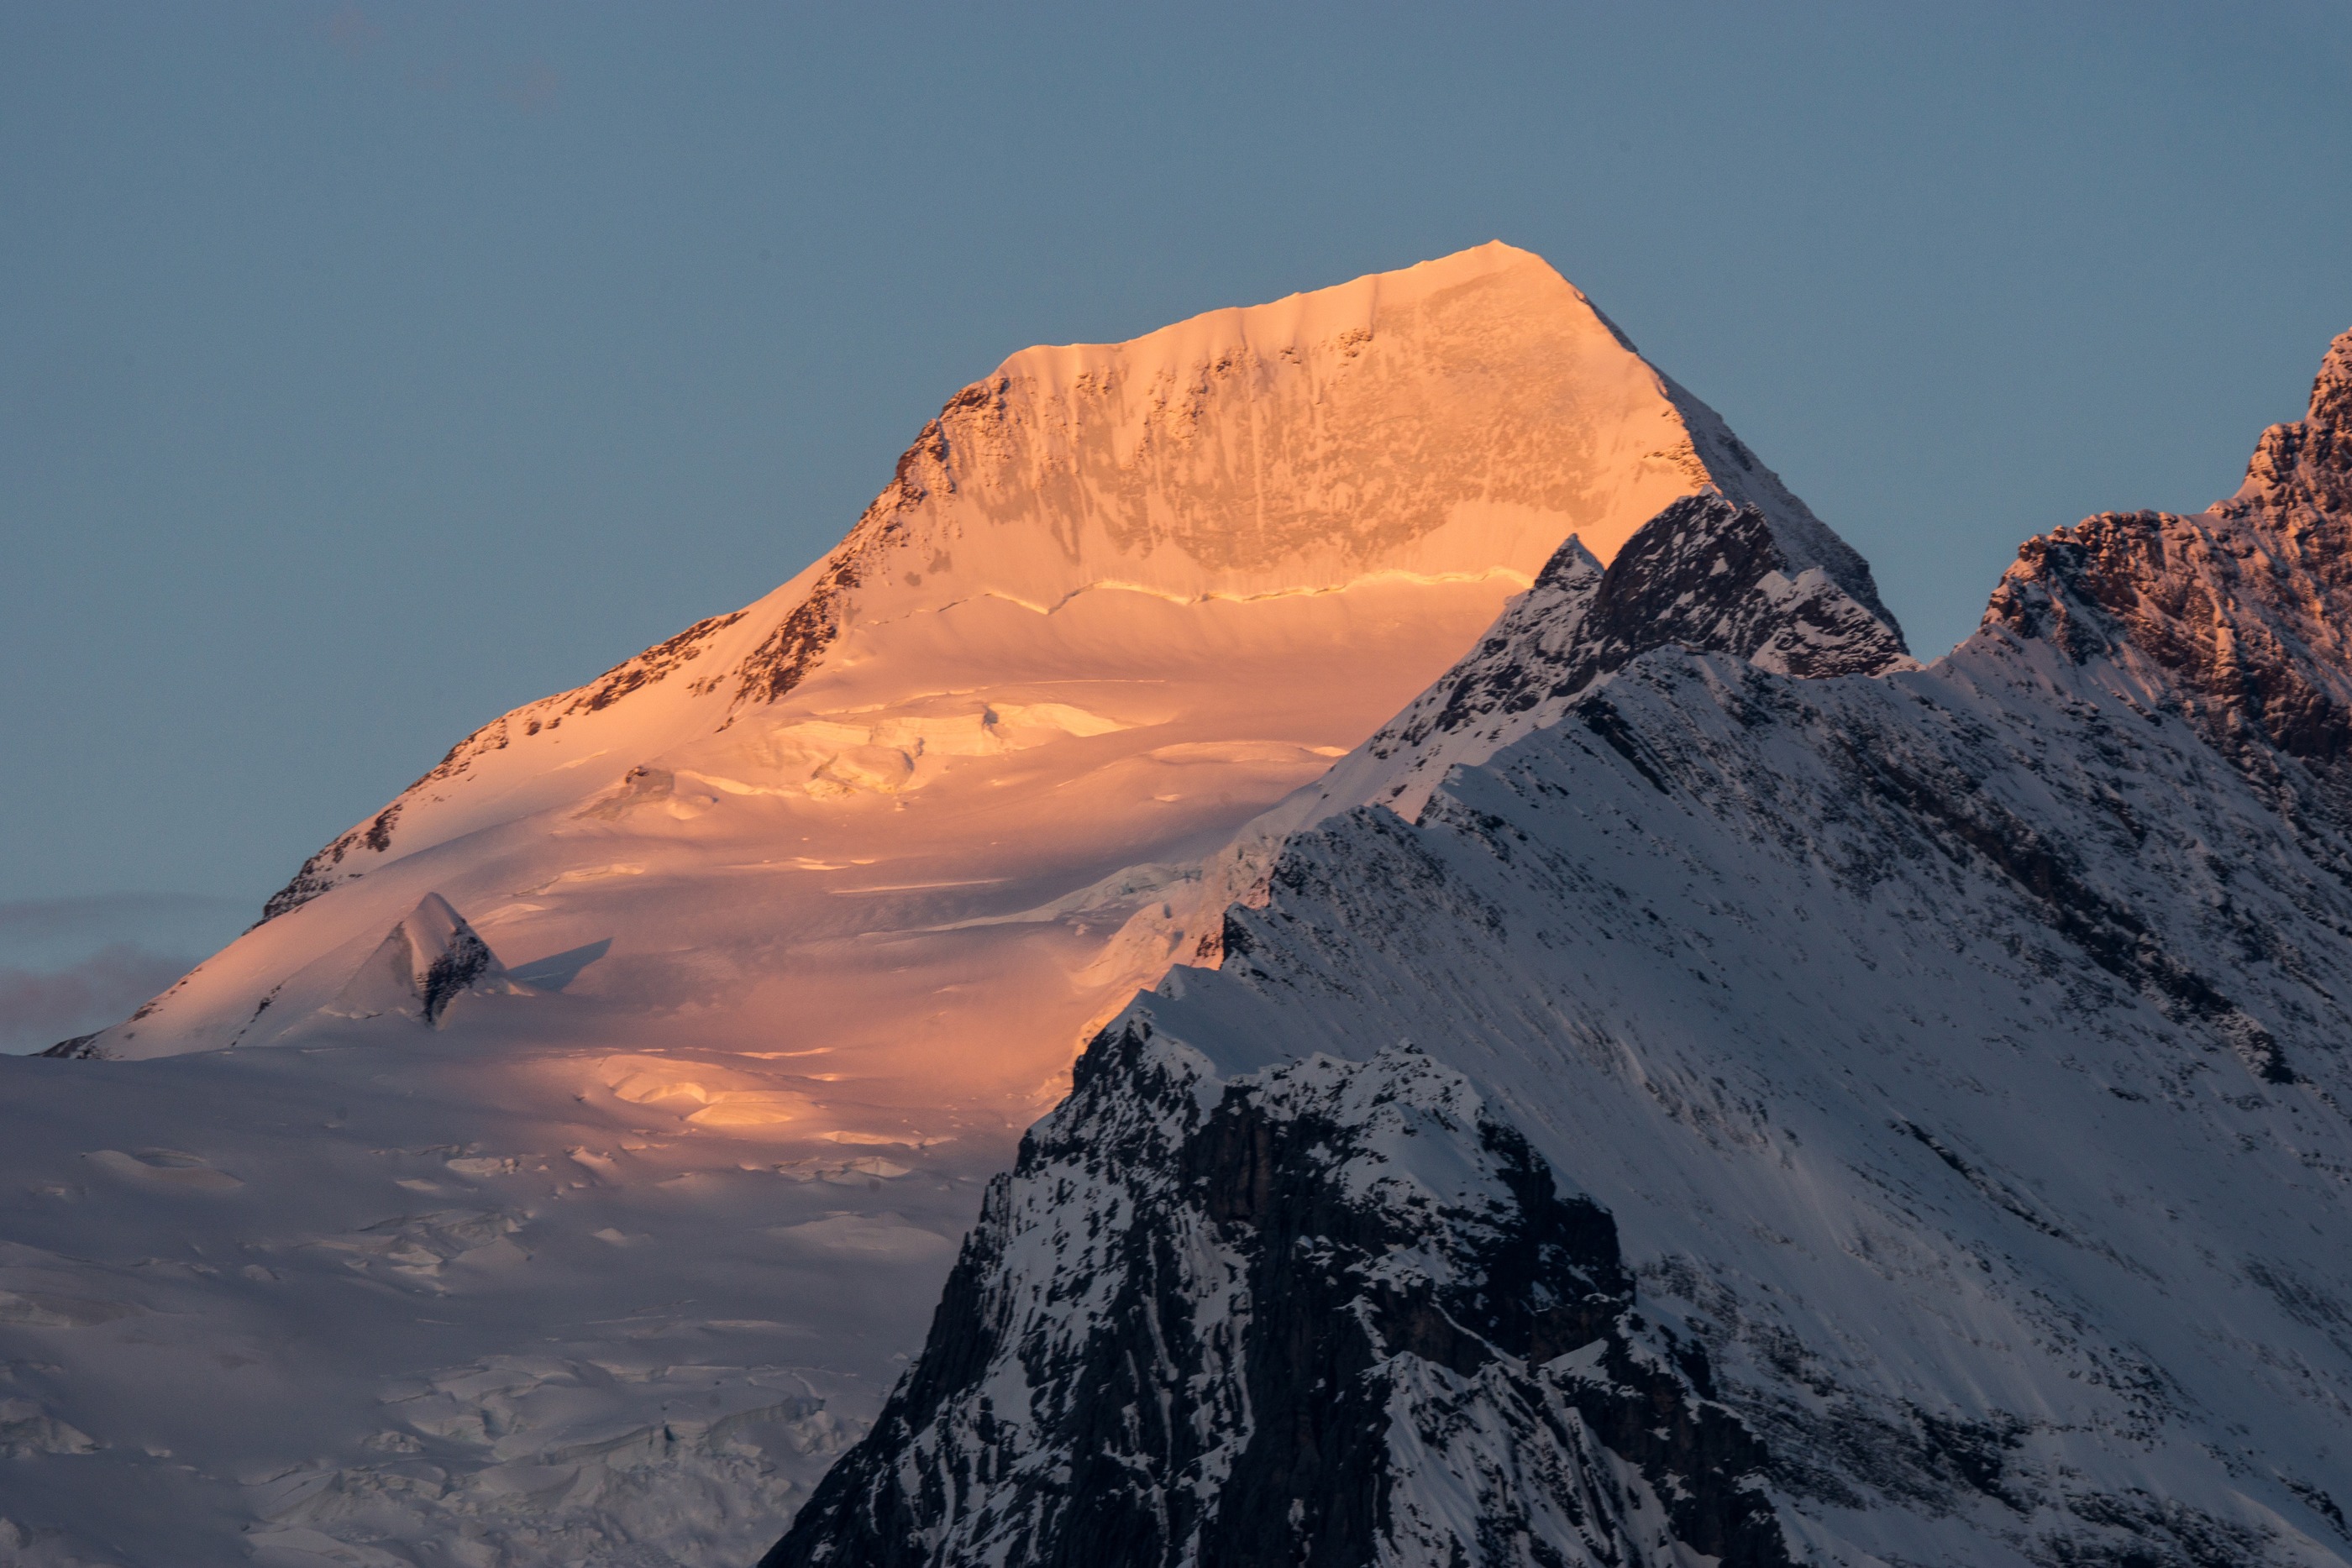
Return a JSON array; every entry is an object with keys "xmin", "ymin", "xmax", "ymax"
[{"xmin": 764, "ymin": 331, "xmax": 2352, "ymax": 1566}]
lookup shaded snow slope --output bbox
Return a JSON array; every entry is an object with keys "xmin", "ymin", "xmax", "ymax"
[
  {"xmin": 0, "ymin": 250, "xmax": 1903, "ymax": 1565},
  {"xmin": 1072, "ymin": 492, "xmax": 1913, "ymax": 986},
  {"xmin": 0, "ymin": 1021, "xmax": 990, "ymax": 1568},
  {"xmin": 766, "ymin": 333, "xmax": 2352, "ymax": 1566}
]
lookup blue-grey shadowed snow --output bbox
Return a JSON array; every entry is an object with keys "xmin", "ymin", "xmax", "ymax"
[
  {"xmin": 504, "ymin": 937, "xmax": 611, "ymax": 993},
  {"xmin": 0, "ymin": 894, "xmax": 249, "ymax": 1054},
  {"xmin": 5, "ymin": 3, "xmax": 2349, "ymax": 910}
]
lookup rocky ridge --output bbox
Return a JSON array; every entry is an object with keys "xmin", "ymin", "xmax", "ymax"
[
  {"xmin": 1342, "ymin": 491, "xmax": 1914, "ymax": 822},
  {"xmin": 1984, "ymin": 330, "xmax": 2352, "ymax": 819},
  {"xmin": 1073, "ymin": 492, "xmax": 1912, "ymax": 987}
]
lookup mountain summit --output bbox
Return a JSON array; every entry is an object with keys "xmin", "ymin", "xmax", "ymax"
[
  {"xmin": 2, "ymin": 248, "xmax": 1905, "ymax": 1567},
  {"xmin": 1983, "ymin": 327, "xmax": 2352, "ymax": 815},
  {"xmin": 73, "ymin": 241, "xmax": 1895, "ymax": 1087}
]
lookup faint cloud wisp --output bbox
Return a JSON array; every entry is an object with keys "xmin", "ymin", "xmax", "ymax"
[
  {"xmin": 323, "ymin": 3, "xmax": 383, "ymax": 59},
  {"xmin": 0, "ymin": 893, "xmax": 249, "ymax": 1054},
  {"xmin": 0, "ymin": 945, "xmax": 192, "ymax": 1055}
]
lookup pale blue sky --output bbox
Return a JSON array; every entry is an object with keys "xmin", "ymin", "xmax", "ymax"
[{"xmin": 6, "ymin": 1, "xmax": 2350, "ymax": 941}]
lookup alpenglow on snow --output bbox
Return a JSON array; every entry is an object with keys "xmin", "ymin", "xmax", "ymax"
[
  {"xmin": 16, "ymin": 249, "xmax": 2352, "ymax": 1568},
  {"xmin": 1, "ymin": 245, "xmax": 1906, "ymax": 1567}
]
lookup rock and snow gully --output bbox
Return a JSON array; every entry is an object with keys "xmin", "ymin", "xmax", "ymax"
[{"xmin": 764, "ymin": 332, "xmax": 2352, "ymax": 1567}]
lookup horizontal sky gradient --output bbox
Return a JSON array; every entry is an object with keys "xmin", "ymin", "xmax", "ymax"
[{"xmin": 6, "ymin": 2, "xmax": 2350, "ymax": 942}]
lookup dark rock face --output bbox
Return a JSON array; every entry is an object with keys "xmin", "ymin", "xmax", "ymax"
[
  {"xmin": 1386, "ymin": 495, "xmax": 1909, "ymax": 767},
  {"xmin": 417, "ymin": 923, "xmax": 494, "ymax": 1025},
  {"xmin": 732, "ymin": 406, "xmax": 959, "ymax": 711},
  {"xmin": 1586, "ymin": 496, "xmax": 1909, "ymax": 682},
  {"xmin": 764, "ymin": 1036, "xmax": 1788, "ymax": 1568},
  {"xmin": 259, "ymin": 803, "xmax": 405, "ymax": 924},
  {"xmin": 37, "ymin": 1033, "xmax": 102, "ymax": 1060},
  {"xmin": 1649, "ymin": 366, "xmax": 1905, "ymax": 638}
]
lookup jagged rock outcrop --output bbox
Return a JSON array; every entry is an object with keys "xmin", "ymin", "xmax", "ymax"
[
  {"xmin": 763, "ymin": 328, "xmax": 2352, "ymax": 1568},
  {"xmin": 1985, "ymin": 329, "xmax": 2352, "ymax": 811},
  {"xmin": 323, "ymin": 892, "xmax": 517, "ymax": 1029},
  {"xmin": 765, "ymin": 1035, "xmax": 1788, "ymax": 1568}
]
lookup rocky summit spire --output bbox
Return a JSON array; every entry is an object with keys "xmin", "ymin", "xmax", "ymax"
[
  {"xmin": 2240, "ymin": 326, "xmax": 2352, "ymax": 510},
  {"xmin": 1983, "ymin": 324, "xmax": 2352, "ymax": 802}
]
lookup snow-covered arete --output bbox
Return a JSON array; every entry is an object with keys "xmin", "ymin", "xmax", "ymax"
[{"xmin": 765, "ymin": 333, "xmax": 2352, "ymax": 1565}]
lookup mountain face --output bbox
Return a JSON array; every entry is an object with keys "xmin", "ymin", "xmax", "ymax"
[
  {"xmin": 73, "ymin": 242, "xmax": 1890, "ymax": 1109},
  {"xmin": 763, "ymin": 1036, "xmax": 1792, "ymax": 1568},
  {"xmin": 764, "ymin": 333, "xmax": 2352, "ymax": 1568},
  {"xmin": 0, "ymin": 249, "xmax": 1910, "ymax": 1568}
]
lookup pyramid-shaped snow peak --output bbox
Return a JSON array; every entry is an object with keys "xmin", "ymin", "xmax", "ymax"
[{"xmin": 325, "ymin": 893, "xmax": 517, "ymax": 1027}]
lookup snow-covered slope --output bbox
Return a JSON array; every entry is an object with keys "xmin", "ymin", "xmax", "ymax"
[
  {"xmin": 71, "ymin": 241, "xmax": 1891, "ymax": 1091},
  {"xmin": 0, "ymin": 248, "xmax": 1904, "ymax": 1565},
  {"xmin": 1068, "ymin": 492, "xmax": 1913, "ymax": 989},
  {"xmin": 765, "ymin": 332, "xmax": 2352, "ymax": 1567}
]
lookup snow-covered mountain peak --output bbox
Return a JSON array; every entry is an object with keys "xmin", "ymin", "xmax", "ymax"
[
  {"xmin": 3, "ymin": 254, "xmax": 1919, "ymax": 1565},
  {"xmin": 265, "ymin": 242, "xmax": 1893, "ymax": 917},
  {"xmin": 83, "ymin": 244, "xmax": 1893, "ymax": 1071},
  {"xmin": 722, "ymin": 239, "xmax": 1873, "ymax": 713}
]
